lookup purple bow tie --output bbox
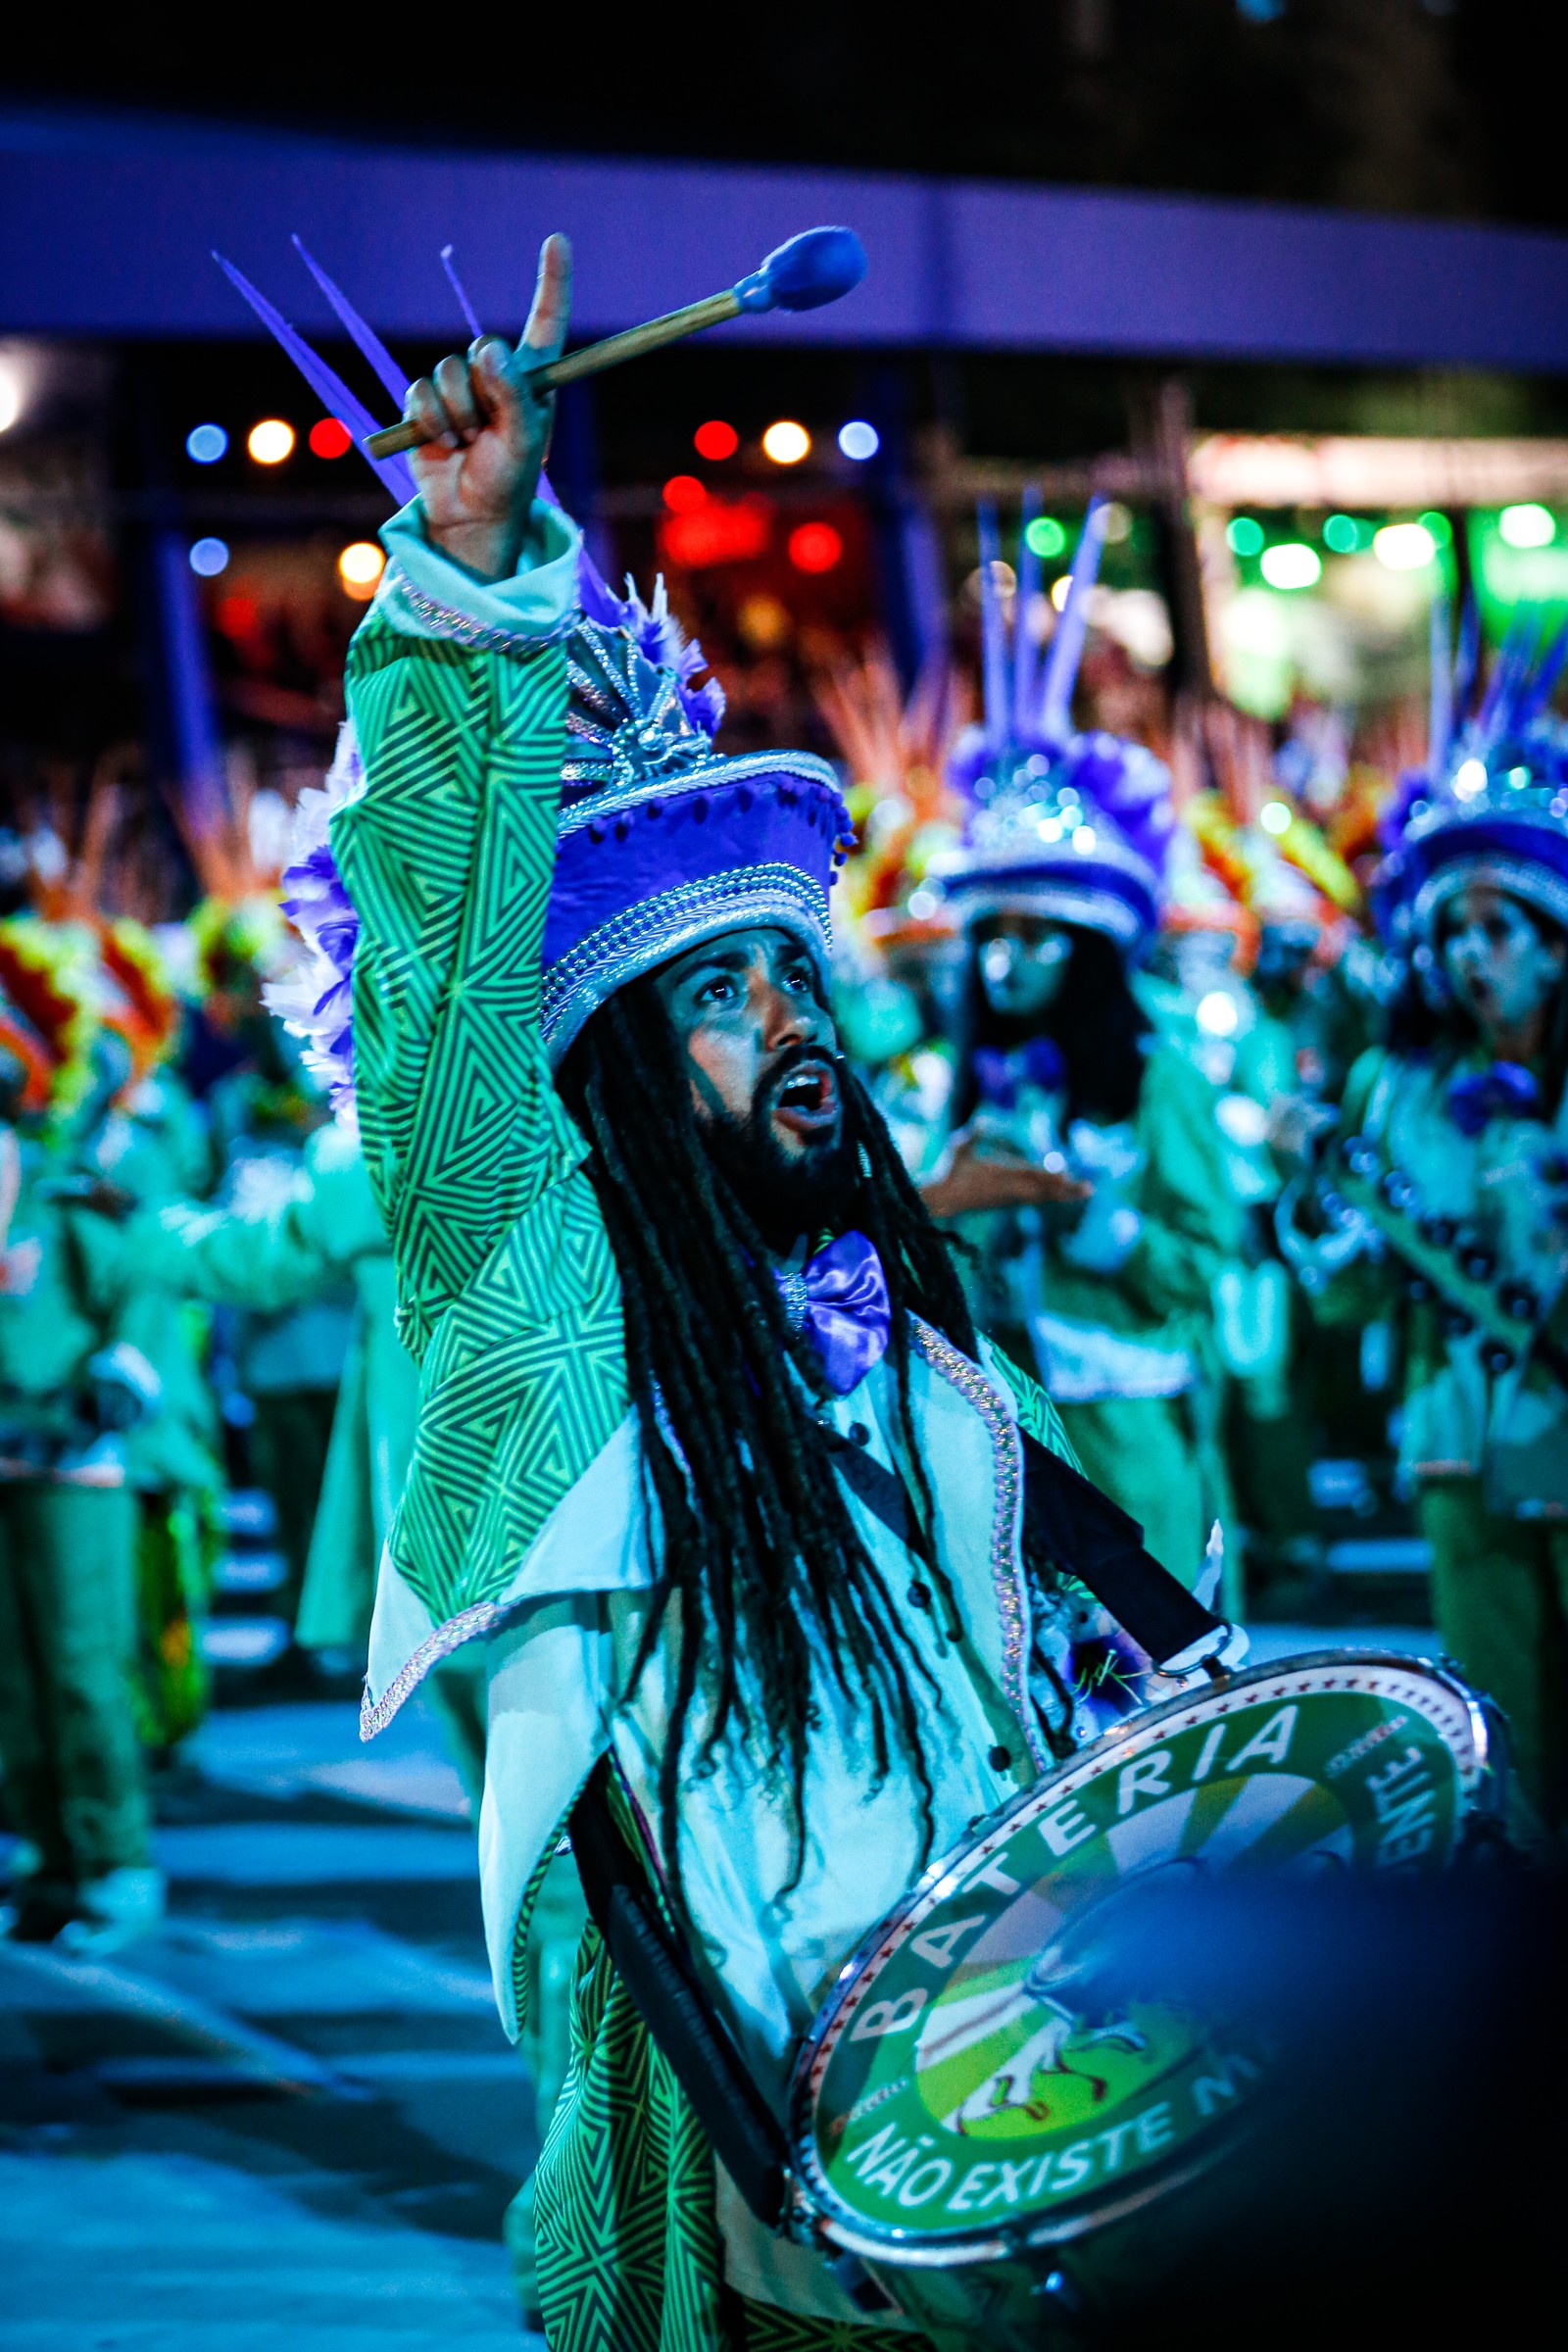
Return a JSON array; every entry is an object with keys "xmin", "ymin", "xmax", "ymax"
[{"xmin": 776, "ymin": 1230, "xmax": 891, "ymax": 1396}]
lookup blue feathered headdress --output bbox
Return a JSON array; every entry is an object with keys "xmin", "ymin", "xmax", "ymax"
[
  {"xmin": 933, "ymin": 497, "xmax": 1176, "ymax": 953},
  {"xmin": 1375, "ymin": 596, "xmax": 1568, "ymax": 948}
]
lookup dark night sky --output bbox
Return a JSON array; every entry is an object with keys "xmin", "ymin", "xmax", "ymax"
[{"xmin": 1, "ymin": 2, "xmax": 1561, "ymax": 229}]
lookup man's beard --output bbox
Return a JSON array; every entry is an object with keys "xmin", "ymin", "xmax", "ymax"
[{"xmin": 700, "ymin": 1051, "xmax": 858, "ymax": 1256}]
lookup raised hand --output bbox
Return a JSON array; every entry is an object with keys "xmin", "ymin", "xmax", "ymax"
[
  {"xmin": 919, "ymin": 1133, "xmax": 1092, "ymax": 1220},
  {"xmin": 404, "ymin": 232, "xmax": 573, "ymax": 581}
]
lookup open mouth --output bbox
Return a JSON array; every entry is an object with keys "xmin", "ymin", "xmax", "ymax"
[{"xmin": 769, "ymin": 1057, "xmax": 840, "ymax": 1139}]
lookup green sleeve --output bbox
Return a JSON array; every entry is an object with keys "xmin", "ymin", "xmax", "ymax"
[
  {"xmin": 140, "ymin": 1130, "xmax": 386, "ymax": 1315},
  {"xmin": 1301, "ymin": 1046, "xmax": 1399, "ymax": 1329},
  {"xmin": 1121, "ymin": 1049, "xmax": 1248, "ymax": 1322},
  {"xmin": 331, "ymin": 608, "xmax": 628, "ymax": 1629}
]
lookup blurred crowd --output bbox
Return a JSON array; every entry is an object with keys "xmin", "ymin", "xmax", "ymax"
[{"xmin": 2, "ymin": 515, "xmax": 1567, "ymax": 2155}]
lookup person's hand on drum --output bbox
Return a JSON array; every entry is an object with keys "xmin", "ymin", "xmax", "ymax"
[
  {"xmin": 920, "ymin": 1130, "xmax": 1092, "ymax": 1220},
  {"xmin": 404, "ymin": 232, "xmax": 572, "ymax": 581}
]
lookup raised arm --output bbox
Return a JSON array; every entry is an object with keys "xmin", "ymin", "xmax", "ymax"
[
  {"xmin": 332, "ymin": 237, "xmax": 587, "ymax": 1362},
  {"xmin": 323, "ymin": 239, "xmax": 629, "ymax": 1680}
]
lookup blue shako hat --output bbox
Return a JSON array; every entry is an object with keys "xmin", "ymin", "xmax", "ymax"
[
  {"xmin": 1376, "ymin": 597, "xmax": 1568, "ymax": 948},
  {"xmin": 539, "ymin": 566, "xmax": 850, "ymax": 1063},
  {"xmin": 220, "ymin": 238, "xmax": 853, "ymax": 1080},
  {"xmin": 933, "ymin": 497, "xmax": 1176, "ymax": 954}
]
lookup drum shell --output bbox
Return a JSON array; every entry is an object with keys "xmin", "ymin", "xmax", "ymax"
[{"xmin": 791, "ymin": 1651, "xmax": 1499, "ymax": 2346}]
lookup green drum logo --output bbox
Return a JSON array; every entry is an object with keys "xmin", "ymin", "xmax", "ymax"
[{"xmin": 795, "ymin": 1659, "xmax": 1486, "ymax": 2256}]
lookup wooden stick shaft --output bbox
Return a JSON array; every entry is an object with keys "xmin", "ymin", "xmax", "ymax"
[{"xmin": 364, "ymin": 287, "xmax": 743, "ymax": 459}]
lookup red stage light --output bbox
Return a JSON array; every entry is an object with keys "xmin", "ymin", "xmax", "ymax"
[
  {"xmin": 788, "ymin": 521, "xmax": 843, "ymax": 574},
  {"xmin": 660, "ymin": 498, "xmax": 772, "ymax": 569},
  {"xmin": 309, "ymin": 417, "xmax": 353, "ymax": 459},
  {"xmin": 694, "ymin": 420, "xmax": 739, "ymax": 462},
  {"xmin": 662, "ymin": 474, "xmax": 709, "ymax": 514},
  {"xmin": 216, "ymin": 594, "xmax": 260, "ymax": 637}
]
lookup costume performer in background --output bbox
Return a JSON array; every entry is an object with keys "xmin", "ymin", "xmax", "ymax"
[
  {"xmin": 255, "ymin": 236, "xmax": 1236, "ymax": 2352},
  {"xmin": 0, "ymin": 942, "xmax": 167, "ymax": 1953},
  {"xmin": 191, "ymin": 892, "xmax": 352, "ymax": 1627},
  {"xmin": 922, "ymin": 505, "xmax": 1243, "ymax": 1601},
  {"xmin": 1285, "ymin": 612, "xmax": 1568, "ymax": 1846}
]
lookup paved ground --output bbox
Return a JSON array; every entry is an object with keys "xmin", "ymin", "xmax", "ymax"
[
  {"xmin": 0, "ymin": 1689, "xmax": 543, "ymax": 2352},
  {"xmin": 0, "ymin": 1621, "xmax": 1436, "ymax": 2350}
]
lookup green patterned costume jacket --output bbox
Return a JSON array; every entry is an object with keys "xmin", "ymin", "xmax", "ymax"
[{"xmin": 340, "ymin": 499, "xmax": 1085, "ymax": 2350}]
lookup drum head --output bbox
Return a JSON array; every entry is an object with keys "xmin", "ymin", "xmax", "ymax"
[{"xmin": 790, "ymin": 1652, "xmax": 1490, "ymax": 2267}]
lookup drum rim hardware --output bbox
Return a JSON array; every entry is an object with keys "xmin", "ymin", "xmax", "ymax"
[{"xmin": 787, "ymin": 1650, "xmax": 1494, "ymax": 2269}]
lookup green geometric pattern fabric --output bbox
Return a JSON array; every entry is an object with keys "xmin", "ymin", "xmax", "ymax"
[
  {"xmin": 336, "ymin": 618, "xmax": 628, "ymax": 1627},
  {"xmin": 532, "ymin": 1931, "xmax": 936, "ymax": 2352},
  {"xmin": 533, "ymin": 1927, "xmax": 733, "ymax": 2352},
  {"xmin": 737, "ymin": 2304, "xmax": 934, "ymax": 2351},
  {"xmin": 988, "ymin": 1341, "xmax": 1081, "ymax": 1468}
]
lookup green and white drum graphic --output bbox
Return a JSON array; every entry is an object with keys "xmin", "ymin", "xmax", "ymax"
[{"xmin": 791, "ymin": 1655, "xmax": 1491, "ymax": 2270}]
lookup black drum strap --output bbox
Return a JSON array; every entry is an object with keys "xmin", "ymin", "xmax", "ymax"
[
  {"xmin": 568, "ymin": 1756, "xmax": 790, "ymax": 2228},
  {"xmin": 1019, "ymin": 1430, "xmax": 1225, "ymax": 1667},
  {"xmin": 821, "ymin": 1422, "xmax": 1225, "ymax": 1671}
]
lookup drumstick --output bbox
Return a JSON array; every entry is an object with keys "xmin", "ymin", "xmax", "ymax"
[{"xmin": 363, "ymin": 225, "xmax": 866, "ymax": 460}]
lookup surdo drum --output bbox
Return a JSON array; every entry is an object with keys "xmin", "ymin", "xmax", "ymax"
[{"xmin": 787, "ymin": 1652, "xmax": 1496, "ymax": 2346}]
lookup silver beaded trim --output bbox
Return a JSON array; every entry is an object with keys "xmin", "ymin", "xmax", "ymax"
[
  {"xmin": 559, "ymin": 750, "xmax": 846, "ymax": 837},
  {"xmin": 909, "ymin": 1318, "xmax": 1047, "ymax": 1769},
  {"xmin": 360, "ymin": 1595, "xmax": 506, "ymax": 1739},
  {"xmin": 382, "ymin": 563, "xmax": 575, "ymax": 659},
  {"xmin": 1412, "ymin": 851, "xmax": 1568, "ymax": 944},
  {"xmin": 540, "ymin": 863, "xmax": 833, "ymax": 1065},
  {"xmin": 942, "ymin": 879, "xmax": 1146, "ymax": 950},
  {"xmin": 775, "ymin": 1264, "xmax": 809, "ymax": 1335}
]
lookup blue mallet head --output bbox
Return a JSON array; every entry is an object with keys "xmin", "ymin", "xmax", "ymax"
[{"xmin": 733, "ymin": 226, "xmax": 867, "ymax": 316}]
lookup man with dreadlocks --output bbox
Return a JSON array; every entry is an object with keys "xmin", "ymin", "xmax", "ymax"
[{"xmin": 296, "ymin": 236, "xmax": 1231, "ymax": 2352}]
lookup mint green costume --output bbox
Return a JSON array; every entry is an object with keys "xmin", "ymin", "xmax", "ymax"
[
  {"xmin": 948, "ymin": 1041, "xmax": 1243, "ymax": 1597},
  {"xmin": 338, "ymin": 497, "xmax": 1085, "ymax": 2350},
  {"xmin": 1304, "ymin": 1045, "xmax": 1568, "ymax": 1841},
  {"xmin": 0, "ymin": 1136, "xmax": 151, "ymax": 1901},
  {"xmin": 151, "ymin": 1120, "xmax": 404, "ymax": 1652},
  {"xmin": 91, "ymin": 1067, "xmax": 224, "ymax": 1747},
  {"xmin": 206, "ymin": 1059, "xmax": 354, "ymax": 1620}
]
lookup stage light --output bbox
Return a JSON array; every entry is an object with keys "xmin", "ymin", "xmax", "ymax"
[
  {"xmin": 762, "ymin": 419, "xmax": 810, "ymax": 466},
  {"xmin": 1260, "ymin": 800, "xmax": 1292, "ymax": 835},
  {"xmin": 838, "ymin": 419, "xmax": 879, "ymax": 462},
  {"xmin": 1374, "ymin": 521, "xmax": 1436, "ymax": 570},
  {"xmin": 186, "ymin": 423, "xmax": 228, "ymax": 465},
  {"xmin": 1322, "ymin": 514, "xmax": 1359, "ymax": 555},
  {"xmin": 662, "ymin": 474, "xmax": 708, "ymax": 514},
  {"xmin": 1025, "ymin": 516, "xmax": 1067, "ymax": 559},
  {"xmin": 189, "ymin": 537, "xmax": 229, "ymax": 577},
  {"xmin": 660, "ymin": 497, "xmax": 772, "ymax": 569},
  {"xmin": 1227, "ymin": 516, "xmax": 1265, "ymax": 558},
  {"xmin": 1101, "ymin": 502, "xmax": 1133, "ymax": 544},
  {"xmin": 788, "ymin": 521, "xmax": 843, "ymax": 574},
  {"xmin": 1197, "ymin": 990, "xmax": 1240, "ymax": 1037},
  {"xmin": 0, "ymin": 360, "xmax": 24, "ymax": 437},
  {"xmin": 1259, "ymin": 542, "xmax": 1321, "ymax": 590},
  {"xmin": 1499, "ymin": 503, "xmax": 1555, "ymax": 549},
  {"xmin": 1419, "ymin": 510, "xmax": 1452, "ymax": 545},
  {"xmin": 338, "ymin": 541, "xmax": 385, "ymax": 600},
  {"xmin": 1051, "ymin": 574, "xmax": 1072, "ymax": 611},
  {"xmin": 1071, "ymin": 823, "xmax": 1097, "ymax": 855},
  {"xmin": 248, "ymin": 418, "xmax": 295, "ymax": 466},
  {"xmin": 694, "ymin": 419, "xmax": 739, "ymax": 461},
  {"xmin": 310, "ymin": 417, "xmax": 353, "ymax": 460},
  {"xmin": 1454, "ymin": 759, "xmax": 1487, "ymax": 801}
]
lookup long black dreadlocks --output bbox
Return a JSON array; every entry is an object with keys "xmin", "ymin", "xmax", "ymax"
[{"xmin": 556, "ymin": 969, "xmax": 1061, "ymax": 1920}]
